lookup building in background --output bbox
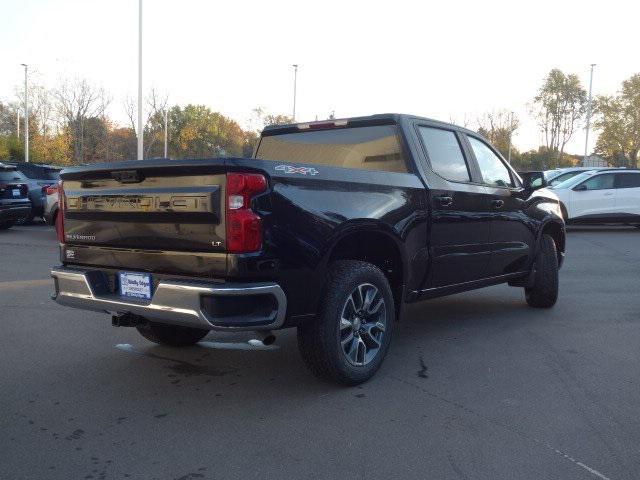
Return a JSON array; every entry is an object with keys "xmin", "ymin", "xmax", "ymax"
[{"xmin": 582, "ymin": 154, "xmax": 608, "ymax": 167}]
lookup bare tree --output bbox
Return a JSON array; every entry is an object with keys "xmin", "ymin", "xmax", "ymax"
[
  {"xmin": 449, "ymin": 114, "xmax": 471, "ymax": 128},
  {"xmin": 475, "ymin": 110, "xmax": 519, "ymax": 158},
  {"xmin": 123, "ymin": 88, "xmax": 168, "ymax": 158},
  {"xmin": 124, "ymin": 95, "xmax": 137, "ymax": 132},
  {"xmin": 144, "ymin": 88, "xmax": 168, "ymax": 158},
  {"xmin": 54, "ymin": 79, "xmax": 108, "ymax": 162}
]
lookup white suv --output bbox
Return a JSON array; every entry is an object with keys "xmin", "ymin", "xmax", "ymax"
[{"xmin": 552, "ymin": 169, "xmax": 640, "ymax": 225}]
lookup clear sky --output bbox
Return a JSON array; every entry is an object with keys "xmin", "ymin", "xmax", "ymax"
[{"xmin": 1, "ymin": 0, "xmax": 637, "ymax": 154}]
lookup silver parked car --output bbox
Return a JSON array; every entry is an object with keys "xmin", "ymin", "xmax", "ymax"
[{"xmin": 43, "ymin": 183, "xmax": 60, "ymax": 226}]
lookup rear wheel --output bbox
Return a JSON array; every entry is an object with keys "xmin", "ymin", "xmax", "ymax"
[
  {"xmin": 525, "ymin": 234, "xmax": 559, "ymax": 308},
  {"xmin": 136, "ymin": 322, "xmax": 209, "ymax": 347},
  {"xmin": 297, "ymin": 260, "xmax": 395, "ymax": 385},
  {"xmin": 0, "ymin": 221, "xmax": 14, "ymax": 230}
]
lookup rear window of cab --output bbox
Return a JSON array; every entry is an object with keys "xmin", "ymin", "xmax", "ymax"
[{"xmin": 255, "ymin": 125, "xmax": 408, "ymax": 173}]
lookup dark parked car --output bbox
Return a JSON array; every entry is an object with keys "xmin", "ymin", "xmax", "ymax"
[
  {"xmin": 51, "ymin": 114, "xmax": 565, "ymax": 384},
  {"xmin": 0, "ymin": 163, "xmax": 32, "ymax": 229},
  {"xmin": 9, "ymin": 162, "xmax": 61, "ymax": 222}
]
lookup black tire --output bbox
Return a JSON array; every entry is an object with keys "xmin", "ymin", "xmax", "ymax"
[
  {"xmin": 525, "ymin": 234, "xmax": 559, "ymax": 308},
  {"xmin": 136, "ymin": 322, "xmax": 209, "ymax": 347},
  {"xmin": 297, "ymin": 260, "xmax": 395, "ymax": 386},
  {"xmin": 0, "ymin": 221, "xmax": 14, "ymax": 230}
]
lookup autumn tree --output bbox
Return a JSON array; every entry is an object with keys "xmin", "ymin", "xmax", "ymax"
[
  {"xmin": 533, "ymin": 69, "xmax": 587, "ymax": 168},
  {"xmin": 164, "ymin": 105, "xmax": 246, "ymax": 159},
  {"xmin": 594, "ymin": 74, "xmax": 640, "ymax": 167}
]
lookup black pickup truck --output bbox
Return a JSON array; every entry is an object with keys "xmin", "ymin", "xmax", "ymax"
[{"xmin": 51, "ymin": 114, "xmax": 565, "ymax": 385}]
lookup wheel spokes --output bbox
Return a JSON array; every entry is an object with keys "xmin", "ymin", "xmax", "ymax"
[
  {"xmin": 339, "ymin": 283, "xmax": 387, "ymax": 366},
  {"xmin": 346, "ymin": 336, "xmax": 365, "ymax": 364},
  {"xmin": 361, "ymin": 285, "xmax": 379, "ymax": 314},
  {"xmin": 362, "ymin": 322, "xmax": 384, "ymax": 348}
]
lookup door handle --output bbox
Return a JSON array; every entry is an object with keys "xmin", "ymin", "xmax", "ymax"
[
  {"xmin": 491, "ymin": 199, "xmax": 505, "ymax": 209},
  {"xmin": 604, "ymin": 192, "xmax": 614, "ymax": 196},
  {"xmin": 434, "ymin": 195, "xmax": 453, "ymax": 207}
]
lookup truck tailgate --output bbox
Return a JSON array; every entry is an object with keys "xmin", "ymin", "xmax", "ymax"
[{"xmin": 60, "ymin": 159, "xmax": 227, "ymax": 274}]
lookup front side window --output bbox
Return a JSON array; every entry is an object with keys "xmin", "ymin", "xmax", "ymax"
[
  {"xmin": 468, "ymin": 136, "xmax": 513, "ymax": 187},
  {"xmin": 255, "ymin": 125, "xmax": 408, "ymax": 173},
  {"xmin": 579, "ymin": 173, "xmax": 615, "ymax": 190},
  {"xmin": 417, "ymin": 127, "xmax": 470, "ymax": 182},
  {"xmin": 616, "ymin": 173, "xmax": 640, "ymax": 188}
]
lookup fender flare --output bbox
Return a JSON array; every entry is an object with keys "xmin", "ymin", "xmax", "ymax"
[{"xmin": 320, "ymin": 220, "xmax": 409, "ymax": 286}]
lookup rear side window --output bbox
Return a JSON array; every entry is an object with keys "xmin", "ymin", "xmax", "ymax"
[
  {"xmin": 0, "ymin": 170, "xmax": 26, "ymax": 182},
  {"xmin": 616, "ymin": 173, "xmax": 640, "ymax": 188},
  {"xmin": 580, "ymin": 174, "xmax": 615, "ymax": 190},
  {"xmin": 468, "ymin": 136, "xmax": 513, "ymax": 187},
  {"xmin": 417, "ymin": 127, "xmax": 470, "ymax": 182},
  {"xmin": 255, "ymin": 125, "xmax": 408, "ymax": 173},
  {"xmin": 549, "ymin": 171, "xmax": 583, "ymax": 186},
  {"xmin": 16, "ymin": 165, "xmax": 59, "ymax": 180}
]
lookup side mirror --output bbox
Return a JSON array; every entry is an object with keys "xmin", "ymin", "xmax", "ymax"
[
  {"xmin": 519, "ymin": 172, "xmax": 545, "ymax": 191},
  {"xmin": 573, "ymin": 184, "xmax": 587, "ymax": 191}
]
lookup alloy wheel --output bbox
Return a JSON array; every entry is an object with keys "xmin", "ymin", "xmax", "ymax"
[{"xmin": 338, "ymin": 283, "xmax": 387, "ymax": 366}]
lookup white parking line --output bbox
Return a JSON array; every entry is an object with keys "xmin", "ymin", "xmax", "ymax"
[{"xmin": 391, "ymin": 375, "xmax": 613, "ymax": 480}]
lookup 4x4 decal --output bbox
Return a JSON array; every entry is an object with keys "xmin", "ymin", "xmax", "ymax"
[{"xmin": 275, "ymin": 165, "xmax": 319, "ymax": 176}]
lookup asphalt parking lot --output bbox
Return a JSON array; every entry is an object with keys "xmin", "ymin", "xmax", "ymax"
[{"xmin": 1, "ymin": 224, "xmax": 639, "ymax": 480}]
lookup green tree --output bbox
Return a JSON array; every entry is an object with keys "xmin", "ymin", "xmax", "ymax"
[
  {"xmin": 594, "ymin": 74, "xmax": 640, "ymax": 167},
  {"xmin": 533, "ymin": 69, "xmax": 587, "ymax": 168}
]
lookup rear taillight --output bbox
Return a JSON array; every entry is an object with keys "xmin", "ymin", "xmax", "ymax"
[
  {"xmin": 56, "ymin": 180, "xmax": 65, "ymax": 243},
  {"xmin": 45, "ymin": 185, "xmax": 58, "ymax": 195},
  {"xmin": 225, "ymin": 172, "xmax": 267, "ymax": 253}
]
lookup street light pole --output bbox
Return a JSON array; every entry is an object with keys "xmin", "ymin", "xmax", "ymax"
[
  {"xmin": 137, "ymin": 0, "xmax": 144, "ymax": 160},
  {"xmin": 292, "ymin": 64, "xmax": 298, "ymax": 121},
  {"xmin": 584, "ymin": 64, "xmax": 596, "ymax": 162},
  {"xmin": 21, "ymin": 64, "xmax": 29, "ymax": 163}
]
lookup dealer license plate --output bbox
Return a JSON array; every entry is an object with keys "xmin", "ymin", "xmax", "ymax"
[{"xmin": 118, "ymin": 271, "xmax": 152, "ymax": 300}]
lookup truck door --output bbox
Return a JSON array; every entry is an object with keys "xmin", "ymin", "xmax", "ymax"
[
  {"xmin": 414, "ymin": 125, "xmax": 492, "ymax": 289},
  {"xmin": 465, "ymin": 135, "xmax": 533, "ymax": 277}
]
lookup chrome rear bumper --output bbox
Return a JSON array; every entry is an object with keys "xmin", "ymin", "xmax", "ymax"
[{"xmin": 51, "ymin": 267, "xmax": 286, "ymax": 331}]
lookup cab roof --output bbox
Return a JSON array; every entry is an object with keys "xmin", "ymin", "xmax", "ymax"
[{"xmin": 261, "ymin": 113, "xmax": 478, "ymax": 137}]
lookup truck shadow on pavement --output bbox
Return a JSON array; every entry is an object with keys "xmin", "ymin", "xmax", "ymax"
[{"xmin": 106, "ymin": 287, "xmax": 533, "ymax": 399}]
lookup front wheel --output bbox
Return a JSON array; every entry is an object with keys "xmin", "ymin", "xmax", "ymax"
[
  {"xmin": 0, "ymin": 221, "xmax": 14, "ymax": 230},
  {"xmin": 136, "ymin": 322, "xmax": 209, "ymax": 347},
  {"xmin": 525, "ymin": 234, "xmax": 559, "ymax": 308},
  {"xmin": 297, "ymin": 260, "xmax": 395, "ymax": 385}
]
